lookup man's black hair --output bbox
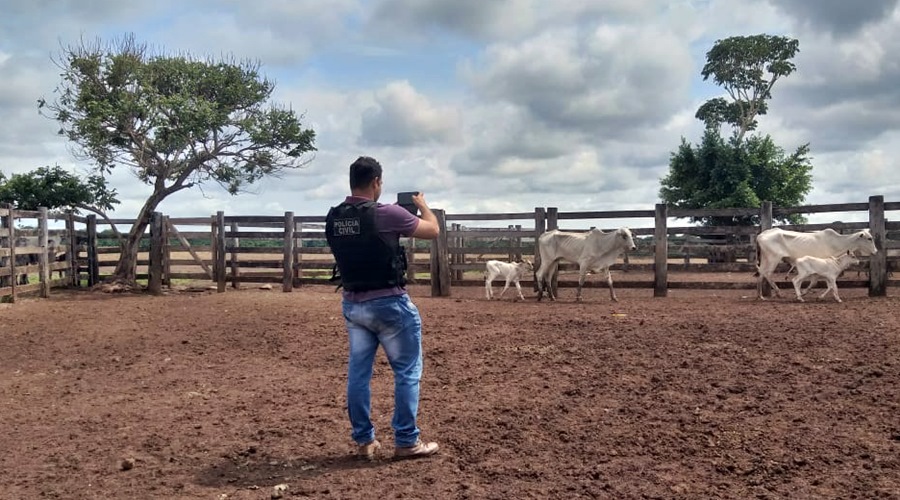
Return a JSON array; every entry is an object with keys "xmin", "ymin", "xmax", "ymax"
[{"xmin": 349, "ymin": 156, "xmax": 382, "ymax": 189}]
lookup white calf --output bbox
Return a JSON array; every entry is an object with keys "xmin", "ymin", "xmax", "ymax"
[
  {"xmin": 485, "ymin": 259, "xmax": 533, "ymax": 301},
  {"xmin": 791, "ymin": 251, "xmax": 859, "ymax": 303}
]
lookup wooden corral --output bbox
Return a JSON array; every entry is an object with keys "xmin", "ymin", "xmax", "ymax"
[
  {"xmin": 3, "ymin": 197, "xmax": 898, "ymax": 302},
  {"xmin": 0, "ymin": 205, "xmax": 83, "ymax": 302}
]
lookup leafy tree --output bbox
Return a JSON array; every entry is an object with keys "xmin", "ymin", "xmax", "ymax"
[
  {"xmin": 660, "ymin": 33, "xmax": 811, "ymax": 230},
  {"xmin": 695, "ymin": 34, "xmax": 799, "ymax": 142},
  {"xmin": 38, "ymin": 34, "xmax": 316, "ymax": 284},
  {"xmin": 0, "ymin": 165, "xmax": 120, "ymax": 230},
  {"xmin": 660, "ymin": 128, "xmax": 812, "ymax": 226}
]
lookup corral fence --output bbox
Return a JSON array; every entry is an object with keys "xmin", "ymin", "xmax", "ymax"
[
  {"xmin": 2, "ymin": 196, "xmax": 898, "ymax": 302},
  {"xmin": 1, "ymin": 205, "xmax": 83, "ymax": 302}
]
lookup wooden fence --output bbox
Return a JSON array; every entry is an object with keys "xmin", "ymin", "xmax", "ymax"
[
  {"xmin": 3, "ymin": 196, "xmax": 898, "ymax": 301},
  {"xmin": 0, "ymin": 205, "xmax": 84, "ymax": 302}
]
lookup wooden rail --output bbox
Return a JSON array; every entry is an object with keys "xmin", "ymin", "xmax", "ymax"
[{"xmin": 5, "ymin": 196, "xmax": 899, "ymax": 302}]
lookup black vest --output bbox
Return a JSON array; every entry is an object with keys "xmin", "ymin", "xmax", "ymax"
[{"xmin": 325, "ymin": 200, "xmax": 408, "ymax": 292}]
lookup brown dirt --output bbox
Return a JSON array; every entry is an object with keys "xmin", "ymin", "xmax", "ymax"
[{"xmin": 1, "ymin": 282, "xmax": 899, "ymax": 499}]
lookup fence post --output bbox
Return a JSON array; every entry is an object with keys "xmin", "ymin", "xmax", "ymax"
[
  {"xmin": 869, "ymin": 195, "xmax": 887, "ymax": 296},
  {"xmin": 162, "ymin": 215, "xmax": 171, "ymax": 288},
  {"xmin": 451, "ymin": 223, "xmax": 462, "ymax": 282},
  {"xmin": 216, "ymin": 211, "xmax": 226, "ymax": 293},
  {"xmin": 507, "ymin": 224, "xmax": 515, "ymax": 261},
  {"xmin": 654, "ymin": 203, "xmax": 668, "ymax": 297},
  {"xmin": 547, "ymin": 207, "xmax": 559, "ymax": 298},
  {"xmin": 231, "ymin": 222, "xmax": 241, "ymax": 289},
  {"xmin": 6, "ymin": 205, "xmax": 17, "ymax": 302},
  {"xmin": 533, "ymin": 207, "xmax": 546, "ymax": 292},
  {"xmin": 283, "ymin": 211, "xmax": 294, "ymax": 292},
  {"xmin": 38, "ymin": 207, "xmax": 50, "ymax": 298},
  {"xmin": 759, "ymin": 201, "xmax": 773, "ymax": 297},
  {"xmin": 210, "ymin": 215, "xmax": 217, "ymax": 284},
  {"xmin": 65, "ymin": 211, "xmax": 77, "ymax": 287},
  {"xmin": 86, "ymin": 214, "xmax": 99, "ymax": 286},
  {"xmin": 292, "ymin": 222, "xmax": 301, "ymax": 287},
  {"xmin": 430, "ymin": 209, "xmax": 450, "ymax": 297},
  {"xmin": 514, "ymin": 224, "xmax": 522, "ymax": 262},
  {"xmin": 148, "ymin": 211, "xmax": 164, "ymax": 295},
  {"xmin": 0, "ymin": 204, "xmax": 8, "ymax": 297}
]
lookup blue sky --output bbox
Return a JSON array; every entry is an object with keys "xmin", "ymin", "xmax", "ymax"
[{"xmin": 1, "ymin": 0, "xmax": 899, "ymax": 229}]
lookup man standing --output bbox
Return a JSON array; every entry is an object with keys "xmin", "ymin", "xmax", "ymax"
[{"xmin": 325, "ymin": 156, "xmax": 441, "ymax": 460}]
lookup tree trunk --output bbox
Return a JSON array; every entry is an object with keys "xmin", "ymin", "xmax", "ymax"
[{"xmin": 106, "ymin": 195, "xmax": 159, "ymax": 284}]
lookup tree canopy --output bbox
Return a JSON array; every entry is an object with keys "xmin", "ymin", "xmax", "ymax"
[
  {"xmin": 695, "ymin": 34, "xmax": 800, "ymax": 142},
  {"xmin": 0, "ymin": 165, "xmax": 119, "ymax": 215},
  {"xmin": 37, "ymin": 34, "xmax": 317, "ymax": 283},
  {"xmin": 660, "ymin": 128, "xmax": 813, "ymax": 226}
]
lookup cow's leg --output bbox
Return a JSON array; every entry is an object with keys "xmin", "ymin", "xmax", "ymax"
[
  {"xmin": 498, "ymin": 278, "xmax": 512, "ymax": 299},
  {"xmin": 543, "ymin": 261, "xmax": 560, "ymax": 301},
  {"xmin": 485, "ymin": 275, "xmax": 493, "ymax": 300},
  {"xmin": 535, "ymin": 260, "xmax": 551, "ymax": 301},
  {"xmin": 757, "ymin": 259, "xmax": 774, "ymax": 300},
  {"xmin": 604, "ymin": 269, "xmax": 618, "ymax": 302},
  {"xmin": 514, "ymin": 281, "xmax": 525, "ymax": 301},
  {"xmin": 801, "ymin": 275, "xmax": 818, "ymax": 296},
  {"xmin": 575, "ymin": 265, "xmax": 588, "ymax": 302},
  {"xmin": 757, "ymin": 258, "xmax": 782, "ymax": 299},
  {"xmin": 549, "ymin": 260, "xmax": 559, "ymax": 300},
  {"xmin": 820, "ymin": 278, "xmax": 840, "ymax": 302},
  {"xmin": 791, "ymin": 274, "xmax": 806, "ymax": 302},
  {"xmin": 783, "ymin": 264, "xmax": 796, "ymax": 281}
]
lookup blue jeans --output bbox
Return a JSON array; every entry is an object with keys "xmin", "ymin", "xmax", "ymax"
[{"xmin": 342, "ymin": 294, "xmax": 423, "ymax": 447}]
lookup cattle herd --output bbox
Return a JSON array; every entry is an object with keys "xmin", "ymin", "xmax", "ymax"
[{"xmin": 482, "ymin": 226, "xmax": 880, "ymax": 304}]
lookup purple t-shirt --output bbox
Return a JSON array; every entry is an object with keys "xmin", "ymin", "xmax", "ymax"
[{"xmin": 339, "ymin": 196, "xmax": 420, "ymax": 303}]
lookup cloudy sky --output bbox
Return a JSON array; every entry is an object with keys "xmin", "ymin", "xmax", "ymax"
[{"xmin": 1, "ymin": 0, "xmax": 899, "ymax": 228}]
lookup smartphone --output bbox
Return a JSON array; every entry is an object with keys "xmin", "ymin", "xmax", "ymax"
[{"xmin": 397, "ymin": 191, "xmax": 419, "ymax": 216}]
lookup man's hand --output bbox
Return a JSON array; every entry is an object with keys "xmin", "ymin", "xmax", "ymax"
[
  {"xmin": 410, "ymin": 192, "xmax": 440, "ymax": 240},
  {"xmin": 412, "ymin": 192, "xmax": 428, "ymax": 210}
]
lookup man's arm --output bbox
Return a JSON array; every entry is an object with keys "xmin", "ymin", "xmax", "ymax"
[{"xmin": 410, "ymin": 193, "xmax": 440, "ymax": 240}]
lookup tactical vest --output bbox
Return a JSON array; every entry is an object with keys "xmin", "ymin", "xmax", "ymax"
[{"xmin": 325, "ymin": 200, "xmax": 408, "ymax": 292}]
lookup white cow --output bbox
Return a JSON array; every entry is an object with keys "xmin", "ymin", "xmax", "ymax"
[
  {"xmin": 791, "ymin": 251, "xmax": 859, "ymax": 303},
  {"xmin": 484, "ymin": 259, "xmax": 533, "ymax": 301},
  {"xmin": 535, "ymin": 228, "xmax": 636, "ymax": 302},
  {"xmin": 755, "ymin": 228, "xmax": 877, "ymax": 300}
]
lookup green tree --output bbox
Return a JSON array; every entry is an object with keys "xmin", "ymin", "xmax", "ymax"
[
  {"xmin": 695, "ymin": 34, "xmax": 800, "ymax": 142},
  {"xmin": 660, "ymin": 128, "xmax": 812, "ymax": 226},
  {"xmin": 0, "ymin": 164, "xmax": 125, "ymax": 241},
  {"xmin": 38, "ymin": 34, "xmax": 316, "ymax": 284},
  {"xmin": 660, "ymin": 33, "xmax": 812, "ymax": 228},
  {"xmin": 0, "ymin": 164, "xmax": 118, "ymax": 214}
]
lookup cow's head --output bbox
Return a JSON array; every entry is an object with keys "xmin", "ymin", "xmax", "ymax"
[
  {"xmin": 618, "ymin": 227, "xmax": 637, "ymax": 251},
  {"xmin": 838, "ymin": 250, "xmax": 860, "ymax": 268},
  {"xmin": 854, "ymin": 229, "xmax": 878, "ymax": 255},
  {"xmin": 518, "ymin": 259, "xmax": 534, "ymax": 273}
]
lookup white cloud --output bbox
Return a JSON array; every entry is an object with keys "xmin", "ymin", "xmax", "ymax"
[{"xmin": 359, "ymin": 81, "xmax": 462, "ymax": 147}]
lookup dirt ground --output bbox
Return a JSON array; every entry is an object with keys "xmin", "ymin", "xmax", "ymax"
[{"xmin": 1, "ymin": 279, "xmax": 899, "ymax": 500}]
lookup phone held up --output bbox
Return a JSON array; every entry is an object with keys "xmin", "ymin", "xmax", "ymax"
[{"xmin": 397, "ymin": 191, "xmax": 419, "ymax": 216}]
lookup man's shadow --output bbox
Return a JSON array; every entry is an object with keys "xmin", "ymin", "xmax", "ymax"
[{"xmin": 194, "ymin": 447, "xmax": 394, "ymax": 489}]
